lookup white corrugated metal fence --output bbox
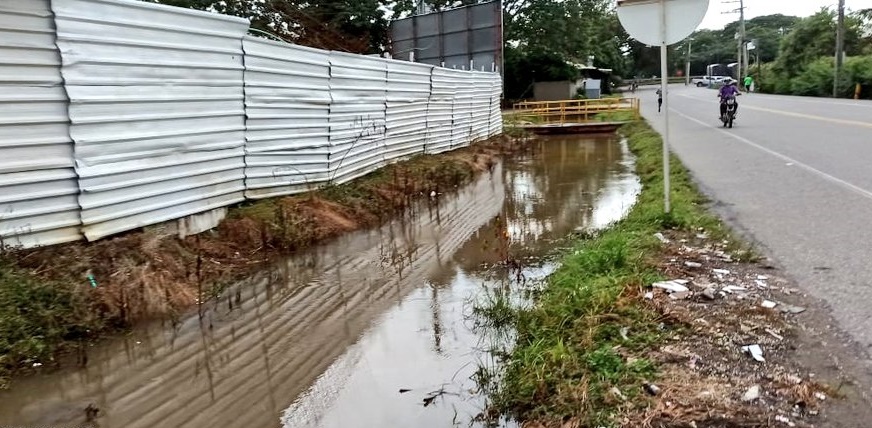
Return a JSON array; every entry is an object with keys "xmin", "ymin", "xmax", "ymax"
[{"xmin": 0, "ymin": 0, "xmax": 503, "ymax": 248}]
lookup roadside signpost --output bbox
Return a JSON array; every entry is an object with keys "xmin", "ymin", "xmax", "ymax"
[{"xmin": 616, "ymin": 0, "xmax": 709, "ymax": 213}]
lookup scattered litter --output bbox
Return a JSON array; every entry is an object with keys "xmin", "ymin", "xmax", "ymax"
[
  {"xmin": 757, "ymin": 275, "xmax": 769, "ymax": 280},
  {"xmin": 653, "ymin": 281, "xmax": 690, "ymax": 293},
  {"xmin": 87, "ymin": 274, "xmax": 98, "ymax": 288},
  {"xmin": 429, "ymin": 190, "xmax": 437, "ymax": 198},
  {"xmin": 755, "ymin": 279, "xmax": 768, "ymax": 288},
  {"xmin": 775, "ymin": 415, "xmax": 795, "ymax": 426},
  {"xmin": 761, "ymin": 300, "xmax": 777, "ymax": 309},
  {"xmin": 684, "ymin": 261, "xmax": 703, "ymax": 268},
  {"xmin": 701, "ymin": 287, "xmax": 717, "ymax": 300},
  {"xmin": 620, "ymin": 327, "xmax": 629, "ymax": 341},
  {"xmin": 722, "ymin": 285, "xmax": 747, "ymax": 293},
  {"xmin": 696, "ymin": 233, "xmax": 708, "ymax": 239},
  {"xmin": 32, "ymin": 362, "xmax": 42, "ymax": 368},
  {"xmin": 644, "ymin": 291, "xmax": 654, "ymax": 300},
  {"xmin": 398, "ymin": 388, "xmax": 411, "ymax": 394},
  {"xmin": 610, "ymin": 386, "xmax": 627, "ymax": 401},
  {"xmin": 741, "ymin": 385, "xmax": 761, "ymax": 402},
  {"xmin": 814, "ymin": 392, "xmax": 827, "ymax": 401},
  {"xmin": 742, "ymin": 344, "xmax": 765, "ymax": 362},
  {"xmin": 780, "ymin": 305, "xmax": 807, "ymax": 315},
  {"xmin": 765, "ymin": 328, "xmax": 784, "ymax": 341},
  {"xmin": 654, "ymin": 232, "xmax": 669, "ymax": 243},
  {"xmin": 643, "ymin": 383, "xmax": 661, "ymax": 396},
  {"xmin": 712, "ymin": 269, "xmax": 731, "ymax": 275},
  {"xmin": 670, "ymin": 291, "xmax": 691, "ymax": 300}
]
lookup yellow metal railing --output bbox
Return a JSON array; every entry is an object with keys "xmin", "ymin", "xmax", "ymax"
[{"xmin": 510, "ymin": 97, "xmax": 640, "ymax": 125}]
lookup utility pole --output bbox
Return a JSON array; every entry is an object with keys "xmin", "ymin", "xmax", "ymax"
[
  {"xmin": 723, "ymin": 0, "xmax": 747, "ymax": 81},
  {"xmin": 685, "ymin": 37, "xmax": 693, "ymax": 86},
  {"xmin": 834, "ymin": 0, "xmax": 845, "ymax": 97}
]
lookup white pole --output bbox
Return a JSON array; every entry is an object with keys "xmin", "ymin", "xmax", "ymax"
[{"xmin": 660, "ymin": 0, "xmax": 671, "ymax": 213}]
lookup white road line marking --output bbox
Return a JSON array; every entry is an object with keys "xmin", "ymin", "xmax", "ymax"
[{"xmin": 671, "ymin": 108, "xmax": 872, "ymax": 203}]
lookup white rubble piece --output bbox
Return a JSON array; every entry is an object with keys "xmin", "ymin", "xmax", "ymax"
[
  {"xmin": 742, "ymin": 385, "xmax": 761, "ymax": 402},
  {"xmin": 742, "ymin": 344, "xmax": 765, "ymax": 362},
  {"xmin": 722, "ymin": 285, "xmax": 747, "ymax": 294},
  {"xmin": 653, "ymin": 281, "xmax": 690, "ymax": 293}
]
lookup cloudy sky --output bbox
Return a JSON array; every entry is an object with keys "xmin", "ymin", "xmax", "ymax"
[{"xmin": 699, "ymin": 0, "xmax": 872, "ymax": 29}]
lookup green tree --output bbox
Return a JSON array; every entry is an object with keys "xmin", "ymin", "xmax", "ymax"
[
  {"xmin": 147, "ymin": 0, "xmax": 390, "ymax": 54},
  {"xmin": 775, "ymin": 8, "xmax": 863, "ymax": 77}
]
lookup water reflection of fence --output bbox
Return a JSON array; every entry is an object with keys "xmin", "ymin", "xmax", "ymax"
[
  {"xmin": 510, "ymin": 98, "xmax": 640, "ymax": 125},
  {"xmin": 0, "ymin": 166, "xmax": 506, "ymax": 428}
]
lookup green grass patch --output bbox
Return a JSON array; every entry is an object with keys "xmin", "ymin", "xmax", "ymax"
[
  {"xmin": 0, "ymin": 263, "xmax": 99, "ymax": 388},
  {"xmin": 593, "ymin": 110, "xmax": 637, "ymax": 123},
  {"xmin": 483, "ymin": 120, "xmax": 745, "ymax": 426}
]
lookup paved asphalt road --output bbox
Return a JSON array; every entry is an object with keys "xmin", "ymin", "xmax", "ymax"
[{"xmin": 638, "ymin": 85, "xmax": 872, "ymax": 353}]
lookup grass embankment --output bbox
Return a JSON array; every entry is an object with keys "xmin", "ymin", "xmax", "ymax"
[
  {"xmin": 486, "ymin": 121, "xmax": 744, "ymax": 426},
  {"xmin": 0, "ymin": 134, "xmax": 530, "ymax": 388}
]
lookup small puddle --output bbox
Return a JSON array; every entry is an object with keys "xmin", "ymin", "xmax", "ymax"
[{"xmin": 0, "ymin": 135, "xmax": 639, "ymax": 428}]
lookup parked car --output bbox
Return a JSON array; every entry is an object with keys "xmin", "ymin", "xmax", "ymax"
[{"xmin": 691, "ymin": 76, "xmax": 729, "ymax": 87}]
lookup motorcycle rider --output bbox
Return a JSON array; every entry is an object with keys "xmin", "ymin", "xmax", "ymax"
[{"xmin": 718, "ymin": 78, "xmax": 741, "ymax": 118}]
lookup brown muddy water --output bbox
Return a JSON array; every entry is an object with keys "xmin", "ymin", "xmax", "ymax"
[{"xmin": 0, "ymin": 135, "xmax": 639, "ymax": 428}]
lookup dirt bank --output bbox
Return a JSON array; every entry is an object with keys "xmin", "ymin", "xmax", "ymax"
[{"xmin": 0, "ymin": 134, "xmax": 532, "ymax": 388}]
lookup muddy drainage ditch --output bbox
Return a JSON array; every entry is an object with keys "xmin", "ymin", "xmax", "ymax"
[{"xmin": 0, "ymin": 135, "xmax": 639, "ymax": 428}]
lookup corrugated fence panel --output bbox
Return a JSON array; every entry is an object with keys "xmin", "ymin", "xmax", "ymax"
[
  {"xmin": 243, "ymin": 37, "xmax": 331, "ymax": 199},
  {"xmin": 385, "ymin": 61, "xmax": 432, "ymax": 163},
  {"xmin": 489, "ymin": 73, "xmax": 503, "ymax": 136},
  {"xmin": 0, "ymin": 0, "xmax": 82, "ymax": 247},
  {"xmin": 450, "ymin": 69, "xmax": 474, "ymax": 150},
  {"xmin": 53, "ymin": 0, "xmax": 250, "ymax": 240},
  {"xmin": 328, "ymin": 52, "xmax": 388, "ymax": 184},
  {"xmin": 426, "ymin": 68, "xmax": 456, "ymax": 154},
  {"xmin": 471, "ymin": 72, "xmax": 492, "ymax": 142}
]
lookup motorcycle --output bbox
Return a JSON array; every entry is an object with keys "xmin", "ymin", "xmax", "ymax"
[{"xmin": 720, "ymin": 95, "xmax": 738, "ymax": 128}]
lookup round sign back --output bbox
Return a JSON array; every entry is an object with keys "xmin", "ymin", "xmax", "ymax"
[{"xmin": 617, "ymin": 0, "xmax": 709, "ymax": 46}]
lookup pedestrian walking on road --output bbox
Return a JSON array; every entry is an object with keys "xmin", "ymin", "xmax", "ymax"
[{"xmin": 656, "ymin": 87, "xmax": 663, "ymax": 112}]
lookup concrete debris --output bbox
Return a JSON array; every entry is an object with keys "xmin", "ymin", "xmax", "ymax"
[
  {"xmin": 653, "ymin": 281, "xmax": 690, "ymax": 293},
  {"xmin": 780, "ymin": 305, "xmax": 807, "ymax": 315},
  {"xmin": 696, "ymin": 233, "xmax": 708, "ymax": 239},
  {"xmin": 712, "ymin": 269, "xmax": 731, "ymax": 275},
  {"xmin": 702, "ymin": 287, "xmax": 718, "ymax": 300},
  {"xmin": 814, "ymin": 392, "xmax": 827, "ymax": 401},
  {"xmin": 761, "ymin": 300, "xmax": 777, "ymax": 309},
  {"xmin": 684, "ymin": 261, "xmax": 703, "ymax": 268},
  {"xmin": 654, "ymin": 232, "xmax": 669, "ymax": 243},
  {"xmin": 757, "ymin": 275, "xmax": 769, "ymax": 280},
  {"xmin": 644, "ymin": 291, "xmax": 654, "ymax": 300},
  {"xmin": 722, "ymin": 285, "xmax": 747, "ymax": 294},
  {"xmin": 742, "ymin": 344, "xmax": 765, "ymax": 362},
  {"xmin": 742, "ymin": 385, "xmax": 761, "ymax": 402},
  {"xmin": 755, "ymin": 279, "xmax": 768, "ymax": 288},
  {"xmin": 32, "ymin": 362, "xmax": 42, "ymax": 368}
]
